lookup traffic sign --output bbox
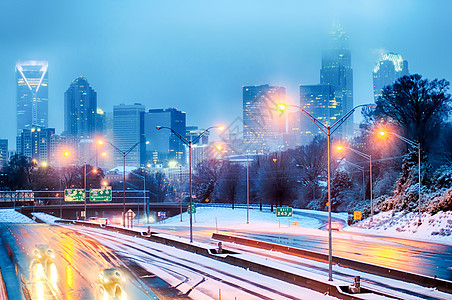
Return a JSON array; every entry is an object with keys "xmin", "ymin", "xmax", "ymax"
[
  {"xmin": 354, "ymin": 211, "xmax": 362, "ymax": 221},
  {"xmin": 188, "ymin": 203, "xmax": 196, "ymax": 214},
  {"xmin": 64, "ymin": 189, "xmax": 85, "ymax": 202},
  {"xmin": 276, "ymin": 207, "xmax": 293, "ymax": 218},
  {"xmin": 89, "ymin": 186, "xmax": 112, "ymax": 202},
  {"xmin": 126, "ymin": 209, "xmax": 136, "ymax": 218}
]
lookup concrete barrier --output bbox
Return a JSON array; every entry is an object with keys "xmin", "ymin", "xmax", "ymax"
[
  {"xmin": 55, "ymin": 219, "xmax": 398, "ymax": 299},
  {"xmin": 212, "ymin": 232, "xmax": 452, "ymax": 295}
]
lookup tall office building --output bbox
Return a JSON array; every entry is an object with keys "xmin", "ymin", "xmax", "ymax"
[
  {"xmin": 0, "ymin": 139, "xmax": 8, "ymax": 167},
  {"xmin": 144, "ymin": 108, "xmax": 186, "ymax": 166},
  {"xmin": 16, "ymin": 60, "xmax": 49, "ymax": 134},
  {"xmin": 299, "ymin": 84, "xmax": 342, "ymax": 145},
  {"xmin": 243, "ymin": 84, "xmax": 286, "ymax": 154},
  {"xmin": 320, "ymin": 24, "xmax": 353, "ymax": 137},
  {"xmin": 16, "ymin": 126, "xmax": 55, "ymax": 164},
  {"xmin": 373, "ymin": 53, "xmax": 409, "ymax": 101},
  {"xmin": 64, "ymin": 77, "xmax": 97, "ymax": 139},
  {"xmin": 113, "ymin": 103, "xmax": 145, "ymax": 168}
]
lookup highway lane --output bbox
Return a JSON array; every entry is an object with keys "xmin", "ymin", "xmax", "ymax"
[
  {"xmin": 70, "ymin": 224, "xmax": 452, "ymax": 300},
  {"xmin": 1, "ymin": 223, "xmax": 159, "ymax": 299},
  {"xmin": 143, "ymin": 223, "xmax": 452, "ymax": 281}
]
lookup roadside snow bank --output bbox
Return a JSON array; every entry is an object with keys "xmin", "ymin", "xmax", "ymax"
[
  {"xmin": 345, "ymin": 210, "xmax": 452, "ymax": 245},
  {"xmin": 0, "ymin": 208, "xmax": 35, "ymax": 224}
]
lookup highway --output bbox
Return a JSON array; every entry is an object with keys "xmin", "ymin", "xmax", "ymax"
[
  {"xmin": 1, "ymin": 224, "xmax": 160, "ymax": 299},
  {"xmin": 1, "ymin": 223, "xmax": 339, "ymax": 299}
]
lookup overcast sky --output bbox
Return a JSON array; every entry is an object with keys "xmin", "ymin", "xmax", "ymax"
[{"xmin": 1, "ymin": 0, "xmax": 451, "ymax": 148}]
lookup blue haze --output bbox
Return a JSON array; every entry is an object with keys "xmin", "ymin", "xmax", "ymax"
[{"xmin": 1, "ymin": 0, "xmax": 452, "ymax": 149}]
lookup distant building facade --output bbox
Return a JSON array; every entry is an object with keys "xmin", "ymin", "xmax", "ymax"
[
  {"xmin": 113, "ymin": 103, "xmax": 145, "ymax": 168},
  {"xmin": 0, "ymin": 139, "xmax": 8, "ymax": 167},
  {"xmin": 243, "ymin": 84, "xmax": 286, "ymax": 154},
  {"xmin": 299, "ymin": 84, "xmax": 343, "ymax": 145},
  {"xmin": 15, "ymin": 126, "xmax": 67, "ymax": 166},
  {"xmin": 144, "ymin": 108, "xmax": 186, "ymax": 167},
  {"xmin": 320, "ymin": 25, "xmax": 353, "ymax": 137},
  {"xmin": 64, "ymin": 77, "xmax": 98, "ymax": 140},
  {"xmin": 16, "ymin": 60, "xmax": 49, "ymax": 134},
  {"xmin": 373, "ymin": 52, "xmax": 409, "ymax": 101}
]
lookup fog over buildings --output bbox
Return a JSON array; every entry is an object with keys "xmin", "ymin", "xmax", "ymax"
[{"xmin": 1, "ymin": 0, "xmax": 452, "ymax": 155}]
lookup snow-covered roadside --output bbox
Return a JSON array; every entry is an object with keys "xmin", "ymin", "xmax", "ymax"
[
  {"xmin": 0, "ymin": 208, "xmax": 35, "ymax": 224},
  {"xmin": 2, "ymin": 206, "xmax": 452, "ymax": 246},
  {"xmin": 345, "ymin": 210, "xmax": 452, "ymax": 245},
  {"xmin": 32, "ymin": 212, "xmax": 60, "ymax": 224}
]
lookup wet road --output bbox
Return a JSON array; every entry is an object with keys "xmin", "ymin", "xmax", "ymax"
[
  {"xmin": 146, "ymin": 222, "xmax": 452, "ymax": 281},
  {"xmin": 1, "ymin": 223, "xmax": 158, "ymax": 299}
]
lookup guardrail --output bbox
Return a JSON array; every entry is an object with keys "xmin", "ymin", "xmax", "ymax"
[
  {"xmin": 212, "ymin": 232, "xmax": 452, "ymax": 295},
  {"xmin": 56, "ymin": 219, "xmax": 404, "ymax": 299}
]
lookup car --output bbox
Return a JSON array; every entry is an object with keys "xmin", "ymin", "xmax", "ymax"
[
  {"xmin": 96, "ymin": 267, "xmax": 127, "ymax": 300},
  {"xmin": 33, "ymin": 243, "xmax": 55, "ymax": 261}
]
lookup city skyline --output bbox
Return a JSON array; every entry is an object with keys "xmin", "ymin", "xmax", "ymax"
[{"xmin": 1, "ymin": 1, "xmax": 452, "ymax": 149}]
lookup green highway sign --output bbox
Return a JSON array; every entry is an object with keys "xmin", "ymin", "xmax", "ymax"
[
  {"xmin": 276, "ymin": 207, "xmax": 293, "ymax": 218},
  {"xmin": 187, "ymin": 203, "xmax": 196, "ymax": 214},
  {"xmin": 64, "ymin": 189, "xmax": 85, "ymax": 202},
  {"xmin": 89, "ymin": 186, "xmax": 112, "ymax": 202}
]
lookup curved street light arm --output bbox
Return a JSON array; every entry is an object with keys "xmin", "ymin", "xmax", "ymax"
[
  {"xmin": 156, "ymin": 126, "xmax": 189, "ymax": 145},
  {"xmin": 106, "ymin": 141, "xmax": 124, "ymax": 155},
  {"xmin": 330, "ymin": 104, "xmax": 375, "ymax": 135},
  {"xmin": 191, "ymin": 126, "xmax": 217, "ymax": 145},
  {"xmin": 124, "ymin": 141, "xmax": 141, "ymax": 156},
  {"xmin": 346, "ymin": 146, "xmax": 371, "ymax": 160},
  {"xmin": 390, "ymin": 132, "xmax": 418, "ymax": 148},
  {"xmin": 286, "ymin": 104, "xmax": 328, "ymax": 134}
]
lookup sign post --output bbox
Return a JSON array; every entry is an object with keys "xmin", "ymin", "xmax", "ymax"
[{"xmin": 276, "ymin": 207, "xmax": 293, "ymax": 227}]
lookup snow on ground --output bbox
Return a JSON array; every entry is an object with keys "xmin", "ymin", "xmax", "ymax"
[
  {"xmin": 32, "ymin": 212, "xmax": 61, "ymax": 224},
  {"xmin": 345, "ymin": 210, "xmax": 452, "ymax": 245},
  {"xmin": 150, "ymin": 206, "xmax": 452, "ymax": 245},
  {"xmin": 0, "ymin": 208, "xmax": 35, "ymax": 224},
  {"xmin": 2, "ymin": 205, "xmax": 452, "ymax": 245}
]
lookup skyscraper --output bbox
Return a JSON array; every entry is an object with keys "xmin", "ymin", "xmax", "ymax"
[
  {"xmin": 64, "ymin": 77, "xmax": 97, "ymax": 139},
  {"xmin": 299, "ymin": 84, "xmax": 342, "ymax": 145},
  {"xmin": 373, "ymin": 53, "xmax": 409, "ymax": 101},
  {"xmin": 243, "ymin": 84, "xmax": 286, "ymax": 154},
  {"xmin": 144, "ymin": 108, "xmax": 186, "ymax": 166},
  {"xmin": 16, "ymin": 60, "xmax": 48, "ymax": 134},
  {"xmin": 320, "ymin": 24, "xmax": 353, "ymax": 137},
  {"xmin": 113, "ymin": 103, "xmax": 145, "ymax": 168}
]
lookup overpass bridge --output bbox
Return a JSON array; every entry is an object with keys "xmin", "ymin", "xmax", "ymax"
[{"xmin": 18, "ymin": 202, "xmax": 187, "ymax": 223}]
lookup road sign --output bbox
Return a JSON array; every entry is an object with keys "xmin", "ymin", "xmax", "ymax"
[
  {"xmin": 64, "ymin": 189, "xmax": 85, "ymax": 202},
  {"xmin": 276, "ymin": 207, "xmax": 293, "ymax": 218},
  {"xmin": 126, "ymin": 209, "xmax": 136, "ymax": 218},
  {"xmin": 354, "ymin": 211, "xmax": 362, "ymax": 221},
  {"xmin": 188, "ymin": 203, "xmax": 196, "ymax": 214},
  {"xmin": 89, "ymin": 186, "xmax": 112, "ymax": 202}
]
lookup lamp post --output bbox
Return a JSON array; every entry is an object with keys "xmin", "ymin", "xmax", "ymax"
[
  {"xmin": 129, "ymin": 170, "xmax": 146, "ymax": 225},
  {"xmin": 157, "ymin": 125, "xmax": 224, "ymax": 243},
  {"xmin": 337, "ymin": 145, "xmax": 373, "ymax": 222},
  {"xmin": 105, "ymin": 141, "xmax": 144, "ymax": 227},
  {"xmin": 278, "ymin": 103, "xmax": 375, "ymax": 281},
  {"xmin": 379, "ymin": 131, "xmax": 422, "ymax": 225}
]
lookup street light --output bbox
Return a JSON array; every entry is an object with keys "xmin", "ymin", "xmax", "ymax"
[
  {"xmin": 278, "ymin": 102, "xmax": 375, "ymax": 281},
  {"xmin": 129, "ymin": 170, "xmax": 146, "ymax": 225},
  {"xmin": 378, "ymin": 130, "xmax": 422, "ymax": 225},
  {"xmin": 336, "ymin": 144, "xmax": 373, "ymax": 222},
  {"xmin": 157, "ymin": 125, "xmax": 224, "ymax": 243},
  {"xmin": 104, "ymin": 140, "xmax": 144, "ymax": 227}
]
